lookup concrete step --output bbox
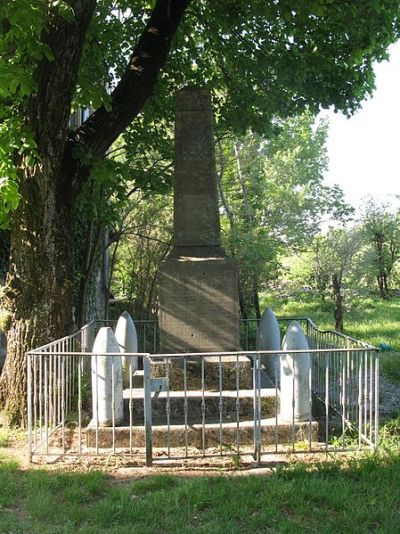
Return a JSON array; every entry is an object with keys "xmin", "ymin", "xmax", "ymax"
[
  {"xmin": 151, "ymin": 358, "xmax": 253, "ymax": 390},
  {"xmin": 85, "ymin": 417, "xmax": 318, "ymax": 448},
  {"xmin": 122, "ymin": 387, "xmax": 279, "ymax": 424}
]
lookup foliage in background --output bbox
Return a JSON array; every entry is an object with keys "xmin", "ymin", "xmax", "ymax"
[
  {"xmin": 110, "ymin": 192, "xmax": 172, "ymax": 319},
  {"xmin": 358, "ymin": 199, "xmax": 400, "ymax": 298},
  {"xmin": 261, "ymin": 289, "xmax": 400, "ymax": 354},
  {"xmin": 217, "ymin": 113, "xmax": 353, "ymax": 318}
]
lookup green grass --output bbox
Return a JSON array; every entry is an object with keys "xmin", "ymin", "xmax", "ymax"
[
  {"xmin": 261, "ymin": 291, "xmax": 400, "ymax": 382},
  {"xmin": 0, "ymin": 452, "xmax": 400, "ymax": 533}
]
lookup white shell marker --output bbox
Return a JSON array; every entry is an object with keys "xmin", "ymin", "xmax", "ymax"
[
  {"xmin": 256, "ymin": 308, "xmax": 281, "ymax": 383},
  {"xmin": 115, "ymin": 311, "xmax": 139, "ymax": 388},
  {"xmin": 91, "ymin": 327, "xmax": 124, "ymax": 426},
  {"xmin": 280, "ymin": 321, "xmax": 311, "ymax": 423}
]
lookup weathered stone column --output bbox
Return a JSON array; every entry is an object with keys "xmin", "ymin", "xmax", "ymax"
[{"xmin": 158, "ymin": 86, "xmax": 240, "ymax": 356}]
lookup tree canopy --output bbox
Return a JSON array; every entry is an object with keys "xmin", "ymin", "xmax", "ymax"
[{"xmin": 1, "ymin": 1, "xmax": 399, "ymax": 225}]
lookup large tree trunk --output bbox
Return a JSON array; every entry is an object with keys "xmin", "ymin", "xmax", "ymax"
[
  {"xmin": 332, "ymin": 273, "xmax": 344, "ymax": 332},
  {"xmin": 0, "ymin": 164, "xmax": 74, "ymax": 425},
  {"xmin": 0, "ymin": 0, "xmax": 96, "ymax": 424}
]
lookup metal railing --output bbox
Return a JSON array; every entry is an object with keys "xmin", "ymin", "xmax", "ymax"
[{"xmin": 27, "ymin": 318, "xmax": 379, "ymax": 464}]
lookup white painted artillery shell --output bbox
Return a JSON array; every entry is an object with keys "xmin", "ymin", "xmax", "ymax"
[
  {"xmin": 256, "ymin": 308, "xmax": 281, "ymax": 382},
  {"xmin": 280, "ymin": 321, "xmax": 311, "ymax": 423},
  {"xmin": 91, "ymin": 327, "xmax": 124, "ymax": 426},
  {"xmin": 115, "ymin": 311, "xmax": 138, "ymax": 388}
]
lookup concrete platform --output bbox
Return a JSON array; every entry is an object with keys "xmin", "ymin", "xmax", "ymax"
[
  {"xmin": 85, "ymin": 418, "xmax": 318, "ymax": 448},
  {"xmin": 151, "ymin": 357, "xmax": 253, "ymax": 390},
  {"xmin": 122, "ymin": 387, "xmax": 279, "ymax": 424}
]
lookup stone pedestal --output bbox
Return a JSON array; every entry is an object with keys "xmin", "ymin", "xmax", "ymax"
[{"xmin": 159, "ymin": 256, "xmax": 239, "ymax": 353}]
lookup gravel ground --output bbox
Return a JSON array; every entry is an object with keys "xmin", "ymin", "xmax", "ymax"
[{"xmin": 379, "ymin": 374, "xmax": 400, "ymax": 419}]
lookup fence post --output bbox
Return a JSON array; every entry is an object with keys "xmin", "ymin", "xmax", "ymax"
[
  {"xmin": 374, "ymin": 350, "xmax": 380, "ymax": 451},
  {"xmin": 143, "ymin": 355, "xmax": 153, "ymax": 467},
  {"xmin": 253, "ymin": 354, "xmax": 261, "ymax": 463},
  {"xmin": 27, "ymin": 353, "xmax": 33, "ymax": 462}
]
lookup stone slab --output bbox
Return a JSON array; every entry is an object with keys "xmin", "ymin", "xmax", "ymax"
[
  {"xmin": 122, "ymin": 387, "xmax": 278, "ymax": 424},
  {"xmin": 158, "ymin": 257, "xmax": 240, "ymax": 354},
  {"xmin": 85, "ymin": 418, "xmax": 319, "ymax": 448},
  {"xmin": 151, "ymin": 358, "xmax": 251, "ymax": 390}
]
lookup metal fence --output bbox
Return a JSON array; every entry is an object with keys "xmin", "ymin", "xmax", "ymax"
[{"xmin": 27, "ymin": 318, "xmax": 379, "ymax": 464}]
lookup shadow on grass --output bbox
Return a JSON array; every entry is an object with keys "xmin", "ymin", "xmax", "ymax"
[{"xmin": 1, "ymin": 452, "xmax": 400, "ymax": 533}]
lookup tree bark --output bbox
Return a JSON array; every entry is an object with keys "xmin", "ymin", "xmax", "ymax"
[
  {"xmin": 332, "ymin": 273, "xmax": 343, "ymax": 332},
  {"xmin": 0, "ymin": 2, "xmax": 96, "ymax": 424}
]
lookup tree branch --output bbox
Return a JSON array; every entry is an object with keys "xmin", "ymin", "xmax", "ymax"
[{"xmin": 71, "ymin": 0, "xmax": 191, "ymax": 193}]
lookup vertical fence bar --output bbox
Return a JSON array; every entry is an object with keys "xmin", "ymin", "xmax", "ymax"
[
  {"xmin": 358, "ymin": 352, "xmax": 363, "ymax": 449},
  {"xmin": 364, "ymin": 351, "xmax": 368, "ymax": 442},
  {"xmin": 184, "ymin": 358, "xmax": 188, "ymax": 459},
  {"xmin": 308, "ymin": 350, "xmax": 313, "ymax": 452},
  {"xmin": 369, "ymin": 351, "xmax": 373, "ymax": 444},
  {"xmin": 219, "ymin": 355, "xmax": 223, "ymax": 457},
  {"xmin": 111, "ymin": 356, "xmax": 116, "ymax": 454},
  {"xmin": 292, "ymin": 351, "xmax": 295, "ymax": 454},
  {"xmin": 274, "ymin": 352, "xmax": 278, "ymax": 453},
  {"xmin": 342, "ymin": 349, "xmax": 346, "ymax": 450},
  {"xmin": 44, "ymin": 354, "xmax": 49, "ymax": 454},
  {"xmin": 48, "ymin": 349, "xmax": 53, "ymax": 432},
  {"xmin": 236, "ymin": 354, "xmax": 240, "ymax": 456},
  {"xmin": 325, "ymin": 352, "xmax": 329, "ymax": 454},
  {"xmin": 166, "ymin": 357, "xmax": 171, "ymax": 459},
  {"xmin": 78, "ymin": 355, "xmax": 82, "ymax": 455},
  {"xmin": 129, "ymin": 360, "xmax": 133, "ymax": 456},
  {"xmin": 53, "ymin": 344, "xmax": 57, "ymax": 429},
  {"xmin": 27, "ymin": 354, "xmax": 33, "ymax": 462},
  {"xmin": 201, "ymin": 358, "xmax": 206, "ymax": 457},
  {"xmin": 374, "ymin": 350, "xmax": 380, "ymax": 451},
  {"xmin": 57, "ymin": 348, "xmax": 61, "ymax": 426},
  {"xmin": 95, "ymin": 354, "xmax": 99, "ymax": 455},
  {"xmin": 61, "ymin": 351, "xmax": 66, "ymax": 453},
  {"xmin": 33, "ymin": 355, "xmax": 38, "ymax": 449},
  {"xmin": 143, "ymin": 355, "xmax": 152, "ymax": 467},
  {"xmin": 257, "ymin": 353, "xmax": 262, "ymax": 461},
  {"xmin": 39, "ymin": 354, "xmax": 43, "ymax": 443},
  {"xmin": 253, "ymin": 354, "xmax": 261, "ymax": 462}
]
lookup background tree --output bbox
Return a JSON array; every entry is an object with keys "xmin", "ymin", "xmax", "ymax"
[
  {"xmin": 0, "ymin": 0, "xmax": 399, "ymax": 423},
  {"xmin": 359, "ymin": 200, "xmax": 400, "ymax": 298},
  {"xmin": 217, "ymin": 114, "xmax": 353, "ymax": 318},
  {"xmin": 310, "ymin": 228, "xmax": 360, "ymax": 331}
]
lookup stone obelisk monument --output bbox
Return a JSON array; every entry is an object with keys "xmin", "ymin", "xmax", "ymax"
[{"xmin": 158, "ymin": 86, "xmax": 240, "ymax": 354}]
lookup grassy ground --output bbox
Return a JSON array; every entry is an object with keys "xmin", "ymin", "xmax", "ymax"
[
  {"xmin": 261, "ymin": 291, "xmax": 400, "ymax": 382},
  {"xmin": 0, "ymin": 451, "xmax": 399, "ymax": 533}
]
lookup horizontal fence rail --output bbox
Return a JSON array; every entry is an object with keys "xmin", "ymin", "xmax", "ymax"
[{"xmin": 27, "ymin": 318, "xmax": 379, "ymax": 465}]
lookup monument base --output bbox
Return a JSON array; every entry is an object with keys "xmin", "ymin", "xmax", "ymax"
[
  {"xmin": 152, "ymin": 358, "xmax": 252, "ymax": 390},
  {"xmin": 158, "ymin": 255, "xmax": 240, "ymax": 354}
]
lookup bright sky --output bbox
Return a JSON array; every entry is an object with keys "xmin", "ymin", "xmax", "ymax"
[{"xmin": 322, "ymin": 40, "xmax": 400, "ymax": 213}]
